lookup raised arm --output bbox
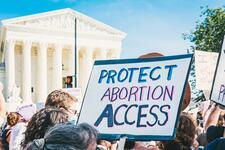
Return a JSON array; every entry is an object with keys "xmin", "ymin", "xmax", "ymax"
[{"xmin": 204, "ymin": 104, "xmax": 221, "ymax": 130}]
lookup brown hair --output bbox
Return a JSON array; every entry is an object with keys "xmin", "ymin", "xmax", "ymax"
[
  {"xmin": 159, "ymin": 113, "xmax": 196, "ymax": 150},
  {"xmin": 26, "ymin": 123, "xmax": 98, "ymax": 150},
  {"xmin": 22, "ymin": 107, "xmax": 68, "ymax": 148},
  {"xmin": 176, "ymin": 113, "xmax": 196, "ymax": 146},
  {"xmin": 45, "ymin": 90, "xmax": 77, "ymax": 111},
  {"xmin": 7, "ymin": 112, "xmax": 20, "ymax": 127}
]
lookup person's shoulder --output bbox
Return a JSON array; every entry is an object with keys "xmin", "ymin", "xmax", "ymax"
[
  {"xmin": 205, "ymin": 137, "xmax": 225, "ymax": 150},
  {"xmin": 11, "ymin": 122, "xmax": 27, "ymax": 133},
  {"xmin": 13, "ymin": 122, "xmax": 26, "ymax": 128}
]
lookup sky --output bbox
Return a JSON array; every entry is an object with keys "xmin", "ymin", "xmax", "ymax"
[{"xmin": 0, "ymin": 0, "xmax": 224, "ymax": 58}]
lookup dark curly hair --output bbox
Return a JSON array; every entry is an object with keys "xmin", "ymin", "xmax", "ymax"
[
  {"xmin": 21, "ymin": 107, "xmax": 68, "ymax": 148},
  {"xmin": 159, "ymin": 113, "xmax": 196, "ymax": 150},
  {"xmin": 45, "ymin": 90, "xmax": 77, "ymax": 111},
  {"xmin": 26, "ymin": 123, "xmax": 98, "ymax": 150}
]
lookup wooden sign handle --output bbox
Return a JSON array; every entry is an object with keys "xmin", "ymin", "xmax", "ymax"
[{"xmin": 117, "ymin": 137, "xmax": 127, "ymax": 150}]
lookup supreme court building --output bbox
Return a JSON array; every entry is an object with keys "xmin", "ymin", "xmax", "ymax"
[{"xmin": 0, "ymin": 8, "xmax": 126, "ymax": 103}]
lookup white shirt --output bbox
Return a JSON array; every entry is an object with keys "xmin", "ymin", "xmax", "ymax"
[{"xmin": 9, "ymin": 122, "xmax": 27, "ymax": 150}]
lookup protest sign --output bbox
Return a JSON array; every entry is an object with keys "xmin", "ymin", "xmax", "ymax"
[
  {"xmin": 62, "ymin": 88, "xmax": 82, "ymax": 97},
  {"xmin": 78, "ymin": 54, "xmax": 193, "ymax": 141},
  {"xmin": 139, "ymin": 52, "xmax": 191, "ymax": 111},
  {"xmin": 195, "ymin": 51, "xmax": 218, "ymax": 91},
  {"xmin": 62, "ymin": 88, "xmax": 82, "ymax": 111},
  {"xmin": 210, "ymin": 39, "xmax": 225, "ymax": 106}
]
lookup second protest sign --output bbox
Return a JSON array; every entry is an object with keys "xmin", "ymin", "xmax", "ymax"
[{"xmin": 210, "ymin": 38, "xmax": 225, "ymax": 106}]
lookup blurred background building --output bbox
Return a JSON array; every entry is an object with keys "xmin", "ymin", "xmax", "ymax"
[{"xmin": 0, "ymin": 8, "xmax": 126, "ymax": 104}]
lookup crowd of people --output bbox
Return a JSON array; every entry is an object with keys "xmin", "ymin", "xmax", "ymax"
[{"xmin": 0, "ymin": 84, "xmax": 225, "ymax": 150}]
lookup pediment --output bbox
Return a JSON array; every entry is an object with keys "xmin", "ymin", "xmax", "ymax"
[
  {"xmin": 12, "ymin": 13, "xmax": 75, "ymax": 30},
  {"xmin": 1, "ymin": 8, "xmax": 126, "ymax": 37}
]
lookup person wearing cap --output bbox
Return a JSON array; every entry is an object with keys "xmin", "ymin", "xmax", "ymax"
[{"xmin": 9, "ymin": 103, "xmax": 36, "ymax": 150}]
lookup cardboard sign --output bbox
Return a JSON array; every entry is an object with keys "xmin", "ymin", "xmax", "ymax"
[
  {"xmin": 78, "ymin": 54, "xmax": 193, "ymax": 141},
  {"xmin": 195, "ymin": 50, "xmax": 218, "ymax": 91},
  {"xmin": 62, "ymin": 88, "xmax": 83, "ymax": 111},
  {"xmin": 62, "ymin": 88, "xmax": 82, "ymax": 97},
  {"xmin": 210, "ymin": 39, "xmax": 225, "ymax": 106}
]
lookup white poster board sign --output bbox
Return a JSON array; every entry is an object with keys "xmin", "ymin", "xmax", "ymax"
[
  {"xmin": 78, "ymin": 54, "xmax": 193, "ymax": 140},
  {"xmin": 210, "ymin": 39, "xmax": 225, "ymax": 106},
  {"xmin": 195, "ymin": 50, "xmax": 218, "ymax": 91},
  {"xmin": 62, "ymin": 88, "xmax": 82, "ymax": 111}
]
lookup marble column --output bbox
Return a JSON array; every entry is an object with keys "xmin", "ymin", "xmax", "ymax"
[
  {"xmin": 37, "ymin": 43, "xmax": 48, "ymax": 102},
  {"xmin": 5, "ymin": 40, "xmax": 15, "ymax": 98},
  {"xmin": 22, "ymin": 41, "xmax": 32, "ymax": 103},
  {"xmin": 100, "ymin": 49, "xmax": 107, "ymax": 60},
  {"xmin": 107, "ymin": 49, "xmax": 119, "ymax": 59},
  {"xmin": 54, "ymin": 44, "xmax": 62, "ymax": 89},
  {"xmin": 84, "ymin": 48, "xmax": 93, "ymax": 88},
  {"xmin": 78, "ymin": 49, "xmax": 85, "ymax": 92}
]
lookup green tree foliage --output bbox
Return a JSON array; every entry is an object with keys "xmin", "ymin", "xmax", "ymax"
[
  {"xmin": 184, "ymin": 6, "xmax": 225, "ymax": 52},
  {"xmin": 188, "ymin": 57, "xmax": 206, "ymax": 103},
  {"xmin": 184, "ymin": 6, "xmax": 225, "ymax": 106}
]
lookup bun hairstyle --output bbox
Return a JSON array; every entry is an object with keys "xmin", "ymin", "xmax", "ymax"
[{"xmin": 7, "ymin": 112, "xmax": 20, "ymax": 127}]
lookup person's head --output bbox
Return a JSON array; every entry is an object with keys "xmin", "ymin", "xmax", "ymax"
[
  {"xmin": 176, "ymin": 113, "xmax": 196, "ymax": 145},
  {"xmin": 22, "ymin": 107, "xmax": 68, "ymax": 148},
  {"xmin": 206, "ymin": 125, "xmax": 225, "ymax": 143},
  {"xmin": 45, "ymin": 90, "xmax": 78, "ymax": 117},
  {"xmin": 160, "ymin": 113, "xmax": 196, "ymax": 150},
  {"xmin": 7, "ymin": 112, "xmax": 20, "ymax": 127},
  {"xmin": 26, "ymin": 123, "xmax": 98, "ymax": 150}
]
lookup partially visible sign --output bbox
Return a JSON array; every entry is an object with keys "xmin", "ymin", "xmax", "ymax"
[
  {"xmin": 78, "ymin": 54, "xmax": 193, "ymax": 141},
  {"xmin": 62, "ymin": 88, "xmax": 82, "ymax": 97},
  {"xmin": 195, "ymin": 50, "xmax": 218, "ymax": 91},
  {"xmin": 62, "ymin": 88, "xmax": 82, "ymax": 111},
  {"xmin": 210, "ymin": 39, "xmax": 225, "ymax": 106}
]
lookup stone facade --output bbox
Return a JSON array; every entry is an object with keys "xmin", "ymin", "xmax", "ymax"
[{"xmin": 0, "ymin": 8, "xmax": 126, "ymax": 103}]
